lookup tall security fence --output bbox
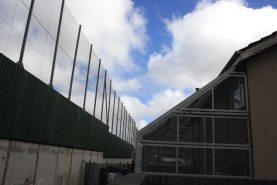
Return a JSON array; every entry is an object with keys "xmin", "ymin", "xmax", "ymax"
[
  {"xmin": 0, "ymin": 53, "xmax": 134, "ymax": 158},
  {"xmin": 0, "ymin": 0, "xmax": 137, "ymax": 145}
]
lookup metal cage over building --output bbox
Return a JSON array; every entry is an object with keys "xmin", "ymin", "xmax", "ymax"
[{"xmin": 136, "ymin": 31, "xmax": 277, "ymax": 180}]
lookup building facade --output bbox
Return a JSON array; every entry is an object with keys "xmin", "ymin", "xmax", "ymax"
[{"xmin": 135, "ymin": 32, "xmax": 277, "ymax": 180}]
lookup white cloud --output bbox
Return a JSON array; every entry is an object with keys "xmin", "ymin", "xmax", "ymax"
[
  {"xmin": 66, "ymin": 0, "xmax": 147, "ymax": 75},
  {"xmin": 112, "ymin": 77, "xmax": 143, "ymax": 94},
  {"xmin": 121, "ymin": 89, "xmax": 187, "ymax": 129},
  {"xmin": 147, "ymin": 0, "xmax": 277, "ymax": 90},
  {"xmin": 137, "ymin": 120, "xmax": 148, "ymax": 130},
  {"xmin": 4, "ymin": 0, "xmax": 277, "ymax": 131}
]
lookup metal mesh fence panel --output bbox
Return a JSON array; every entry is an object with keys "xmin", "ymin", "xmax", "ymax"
[
  {"xmin": 85, "ymin": 81, "xmax": 96, "ymax": 115},
  {"xmin": 108, "ymin": 88, "xmax": 115, "ymax": 132},
  {"xmin": 71, "ymin": 66, "xmax": 86, "ymax": 107},
  {"xmin": 95, "ymin": 91, "xmax": 102, "ymax": 120},
  {"xmin": 0, "ymin": 0, "xmax": 30, "ymax": 62},
  {"xmin": 52, "ymin": 4, "xmax": 79, "ymax": 97},
  {"xmin": 112, "ymin": 95, "xmax": 119, "ymax": 135},
  {"xmin": 88, "ymin": 49, "xmax": 99, "ymax": 85},
  {"xmin": 24, "ymin": 0, "xmax": 62, "ymax": 83},
  {"xmin": 0, "ymin": 0, "xmax": 137, "ymax": 146},
  {"xmin": 0, "ymin": 54, "xmax": 134, "ymax": 158},
  {"xmin": 98, "ymin": 64, "xmax": 105, "ymax": 95},
  {"xmin": 71, "ymin": 32, "xmax": 90, "ymax": 107},
  {"xmin": 53, "ymin": 46, "xmax": 73, "ymax": 97}
]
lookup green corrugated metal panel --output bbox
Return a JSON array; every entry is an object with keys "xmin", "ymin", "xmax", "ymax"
[{"xmin": 0, "ymin": 53, "xmax": 134, "ymax": 158}]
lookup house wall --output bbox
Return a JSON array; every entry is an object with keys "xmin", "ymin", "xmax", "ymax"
[{"xmin": 246, "ymin": 44, "xmax": 277, "ymax": 180}]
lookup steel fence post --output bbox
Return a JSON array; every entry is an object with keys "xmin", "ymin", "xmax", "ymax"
[
  {"xmin": 18, "ymin": 0, "xmax": 36, "ymax": 67},
  {"xmin": 93, "ymin": 59, "xmax": 101, "ymax": 116},
  {"xmin": 68, "ymin": 25, "xmax": 82, "ymax": 99},
  {"xmin": 49, "ymin": 0, "xmax": 65, "ymax": 86},
  {"xmin": 83, "ymin": 44, "xmax": 93, "ymax": 109}
]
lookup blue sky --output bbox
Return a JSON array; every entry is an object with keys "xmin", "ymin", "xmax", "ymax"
[
  {"xmin": 130, "ymin": 0, "xmax": 277, "ymax": 73},
  {"xmin": 67, "ymin": 0, "xmax": 277, "ymax": 129}
]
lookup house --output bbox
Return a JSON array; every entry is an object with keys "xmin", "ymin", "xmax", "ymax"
[{"xmin": 135, "ymin": 31, "xmax": 277, "ymax": 180}]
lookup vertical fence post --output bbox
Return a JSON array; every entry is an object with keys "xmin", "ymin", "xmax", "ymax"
[
  {"xmin": 125, "ymin": 110, "xmax": 127, "ymax": 140},
  {"xmin": 68, "ymin": 25, "xmax": 82, "ymax": 99},
  {"xmin": 121, "ymin": 107, "xmax": 124, "ymax": 139},
  {"xmin": 126, "ymin": 112, "xmax": 128, "ymax": 141},
  {"xmin": 123, "ymin": 109, "xmax": 126, "ymax": 140},
  {"xmin": 128, "ymin": 116, "xmax": 130, "ymax": 142},
  {"xmin": 101, "ymin": 70, "xmax": 107, "ymax": 122},
  {"xmin": 128, "ymin": 114, "xmax": 131, "ymax": 143},
  {"xmin": 125, "ymin": 112, "xmax": 127, "ymax": 141},
  {"xmin": 130, "ymin": 117, "xmax": 132, "ymax": 143},
  {"xmin": 122, "ymin": 106, "xmax": 125, "ymax": 139},
  {"xmin": 83, "ymin": 44, "xmax": 93, "ymax": 109},
  {"xmin": 131, "ymin": 120, "xmax": 133, "ymax": 144},
  {"xmin": 116, "ymin": 97, "xmax": 120, "ymax": 136},
  {"xmin": 123, "ymin": 107, "xmax": 126, "ymax": 140},
  {"xmin": 119, "ymin": 103, "xmax": 123, "ymax": 138},
  {"xmin": 112, "ymin": 91, "xmax": 116, "ymax": 133},
  {"xmin": 133, "ymin": 119, "xmax": 135, "ymax": 144},
  {"xmin": 17, "ymin": 0, "xmax": 36, "ymax": 67},
  {"xmin": 123, "ymin": 111, "xmax": 128, "ymax": 141},
  {"xmin": 133, "ymin": 121, "xmax": 136, "ymax": 144},
  {"xmin": 49, "ymin": 0, "xmax": 65, "ymax": 86},
  {"xmin": 111, "ymin": 91, "xmax": 116, "ymax": 134},
  {"xmin": 104, "ymin": 77, "xmax": 109, "ymax": 124},
  {"xmin": 127, "ymin": 113, "xmax": 129, "ymax": 141},
  {"xmin": 107, "ymin": 80, "xmax": 112, "ymax": 126},
  {"xmin": 93, "ymin": 59, "xmax": 101, "ymax": 116}
]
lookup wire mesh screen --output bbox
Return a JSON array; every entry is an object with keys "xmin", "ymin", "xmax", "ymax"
[
  {"xmin": 53, "ymin": 5, "xmax": 79, "ymax": 97},
  {"xmin": 0, "ymin": 0, "xmax": 137, "ymax": 145},
  {"xmin": 71, "ymin": 31, "xmax": 90, "ymax": 107},
  {"xmin": 108, "ymin": 89, "xmax": 115, "ymax": 132},
  {"xmin": 112, "ymin": 95, "xmax": 119, "ymax": 135},
  {"xmin": 24, "ymin": 0, "xmax": 62, "ymax": 83},
  {"xmin": 85, "ymin": 81, "xmax": 96, "ymax": 114},
  {"xmin": 0, "ymin": 0, "xmax": 30, "ymax": 62},
  {"xmin": 88, "ymin": 49, "xmax": 99, "ymax": 85},
  {"xmin": 101, "ymin": 73, "xmax": 110, "ymax": 125}
]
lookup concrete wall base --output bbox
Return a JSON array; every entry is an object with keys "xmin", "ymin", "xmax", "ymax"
[{"xmin": 0, "ymin": 139, "xmax": 131, "ymax": 185}]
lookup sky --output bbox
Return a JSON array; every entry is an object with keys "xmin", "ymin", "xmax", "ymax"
[{"xmin": 65, "ymin": 0, "xmax": 277, "ymax": 130}]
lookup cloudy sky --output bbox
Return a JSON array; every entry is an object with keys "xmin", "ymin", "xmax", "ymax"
[{"xmin": 65, "ymin": 0, "xmax": 277, "ymax": 129}]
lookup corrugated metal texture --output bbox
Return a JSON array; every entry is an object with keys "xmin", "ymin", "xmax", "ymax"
[{"xmin": 0, "ymin": 53, "xmax": 134, "ymax": 158}]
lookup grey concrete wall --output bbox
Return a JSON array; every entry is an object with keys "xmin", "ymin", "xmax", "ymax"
[
  {"xmin": 35, "ymin": 145, "xmax": 58, "ymax": 185},
  {"xmin": 4, "ymin": 141, "xmax": 38, "ymax": 185},
  {"xmin": 0, "ymin": 139, "xmax": 131, "ymax": 185},
  {"xmin": 69, "ymin": 149, "xmax": 84, "ymax": 185},
  {"xmin": 0, "ymin": 140, "xmax": 9, "ymax": 184},
  {"xmin": 0, "ymin": 140, "xmax": 103, "ymax": 185}
]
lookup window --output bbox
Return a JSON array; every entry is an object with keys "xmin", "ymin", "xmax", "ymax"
[
  {"xmin": 142, "ymin": 146, "xmax": 176, "ymax": 173},
  {"xmin": 215, "ymin": 149, "xmax": 250, "ymax": 176},
  {"xmin": 231, "ymin": 79, "xmax": 245, "ymax": 110},
  {"xmin": 179, "ymin": 117, "xmax": 213, "ymax": 143},
  {"xmin": 143, "ymin": 116, "xmax": 177, "ymax": 142},
  {"xmin": 214, "ymin": 76, "xmax": 246, "ymax": 110},
  {"xmin": 180, "ymin": 91, "xmax": 213, "ymax": 110},
  {"xmin": 178, "ymin": 147, "xmax": 213, "ymax": 174},
  {"xmin": 214, "ymin": 118, "xmax": 249, "ymax": 145}
]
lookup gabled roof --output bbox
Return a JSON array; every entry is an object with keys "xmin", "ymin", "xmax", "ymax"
[
  {"xmin": 220, "ymin": 31, "xmax": 277, "ymax": 74},
  {"xmin": 139, "ymin": 31, "xmax": 277, "ymax": 135},
  {"xmin": 139, "ymin": 69, "xmax": 233, "ymax": 134}
]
